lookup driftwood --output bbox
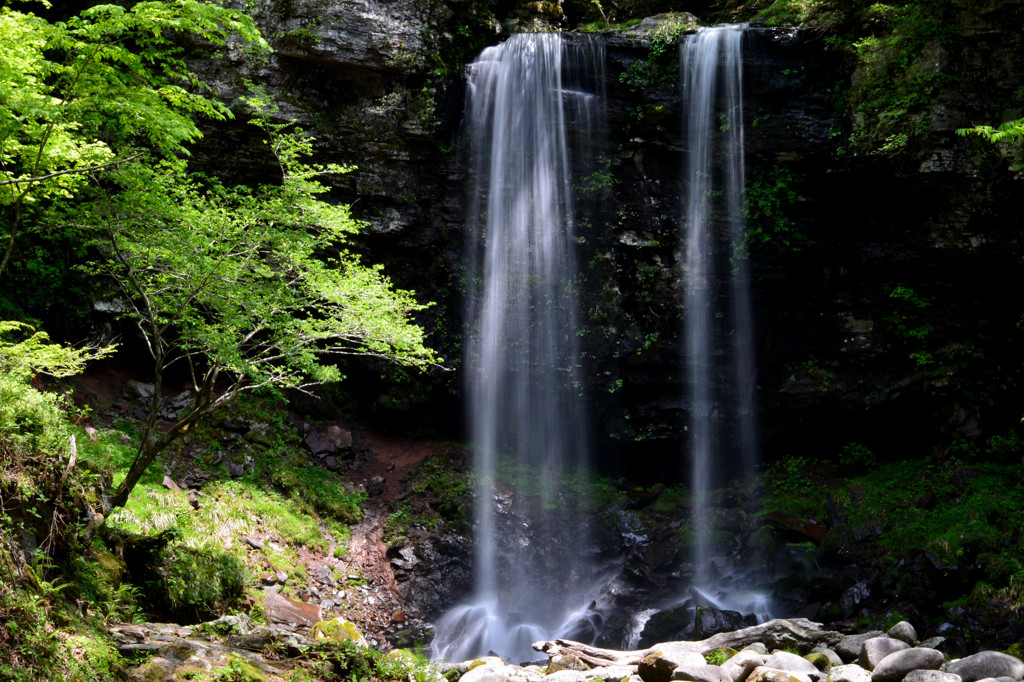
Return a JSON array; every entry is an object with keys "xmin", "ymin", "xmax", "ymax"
[{"xmin": 532, "ymin": 618, "xmax": 827, "ymax": 667}]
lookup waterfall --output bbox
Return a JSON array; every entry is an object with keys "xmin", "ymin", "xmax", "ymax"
[
  {"xmin": 681, "ymin": 26, "xmax": 760, "ymax": 588},
  {"xmin": 431, "ymin": 32, "xmax": 606, "ymax": 664}
]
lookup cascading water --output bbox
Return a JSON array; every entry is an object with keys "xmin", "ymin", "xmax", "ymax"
[
  {"xmin": 431, "ymin": 32, "xmax": 606, "ymax": 664},
  {"xmin": 681, "ymin": 25, "xmax": 763, "ymax": 603}
]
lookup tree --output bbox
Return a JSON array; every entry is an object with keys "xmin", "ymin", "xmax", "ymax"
[
  {"xmin": 69, "ymin": 94, "xmax": 438, "ymax": 509},
  {"xmin": 0, "ymin": 0, "xmax": 266, "ymax": 282},
  {"xmin": 2, "ymin": 3, "xmax": 439, "ymax": 509}
]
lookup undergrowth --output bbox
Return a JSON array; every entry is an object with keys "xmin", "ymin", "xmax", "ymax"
[{"xmin": 765, "ymin": 430, "xmax": 1024, "ymax": 611}]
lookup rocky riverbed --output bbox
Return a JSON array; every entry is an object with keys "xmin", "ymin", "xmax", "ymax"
[{"xmin": 111, "ymin": 614, "xmax": 1024, "ymax": 682}]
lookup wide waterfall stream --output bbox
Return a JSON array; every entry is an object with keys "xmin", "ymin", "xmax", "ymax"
[
  {"xmin": 433, "ymin": 25, "xmax": 768, "ymax": 663},
  {"xmin": 431, "ymin": 32, "xmax": 607, "ymax": 663}
]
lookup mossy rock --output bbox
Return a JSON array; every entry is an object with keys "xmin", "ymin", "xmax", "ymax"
[
  {"xmin": 467, "ymin": 656, "xmax": 504, "ymax": 671},
  {"xmin": 309, "ymin": 617, "xmax": 367, "ymax": 646},
  {"xmin": 92, "ymin": 547, "xmax": 126, "ymax": 590},
  {"xmin": 547, "ymin": 654, "xmax": 589, "ymax": 673},
  {"xmin": 804, "ymin": 651, "xmax": 831, "ymax": 671},
  {"xmin": 131, "ymin": 658, "xmax": 176, "ymax": 682},
  {"xmin": 384, "ymin": 648, "xmax": 420, "ymax": 667}
]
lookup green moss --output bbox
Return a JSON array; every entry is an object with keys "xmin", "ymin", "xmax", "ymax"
[
  {"xmin": 804, "ymin": 652, "xmax": 831, "ymax": 671},
  {"xmin": 310, "ymin": 617, "xmax": 365, "ymax": 644},
  {"xmin": 705, "ymin": 647, "xmax": 737, "ymax": 665}
]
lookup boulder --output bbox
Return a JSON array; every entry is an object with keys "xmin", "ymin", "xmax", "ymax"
[
  {"xmin": 547, "ymin": 655, "xmax": 589, "ymax": 673},
  {"xmin": 903, "ymin": 671, "xmax": 962, "ymax": 682},
  {"xmin": 544, "ymin": 671, "xmax": 590, "ymax": 682},
  {"xmin": 765, "ymin": 651, "xmax": 822, "ymax": 676},
  {"xmin": 837, "ymin": 634, "xmax": 885, "ymax": 663},
  {"xmin": 747, "ymin": 666, "xmax": 815, "ymax": 682},
  {"xmin": 827, "ymin": 664, "xmax": 873, "ymax": 682},
  {"xmin": 671, "ymin": 664, "xmax": 733, "ymax": 682},
  {"xmin": 261, "ymin": 591, "xmax": 322, "ymax": 634},
  {"xmin": 548, "ymin": 663, "xmax": 634, "ymax": 679},
  {"xmin": 948, "ymin": 652, "xmax": 1024, "ymax": 682},
  {"xmin": 697, "ymin": 608, "xmax": 749, "ymax": 639},
  {"xmin": 871, "ymin": 648, "xmax": 943, "ymax": 682},
  {"xmin": 813, "ymin": 649, "xmax": 845, "ymax": 668},
  {"xmin": 326, "ymin": 425, "xmax": 352, "ymax": 449},
  {"xmin": 763, "ymin": 621, "xmax": 836, "ymax": 654},
  {"xmin": 805, "ymin": 653, "xmax": 833, "ymax": 672},
  {"xmin": 640, "ymin": 649, "xmax": 707, "ymax": 682},
  {"xmin": 721, "ymin": 650, "xmax": 768, "ymax": 682},
  {"xmin": 861, "ymin": 638, "xmax": 911, "ymax": 670},
  {"xmin": 309, "ymin": 617, "xmax": 367, "ymax": 646},
  {"xmin": 460, "ymin": 661, "xmax": 513, "ymax": 682},
  {"xmin": 887, "ymin": 623, "xmax": 918, "ymax": 646},
  {"xmin": 125, "ymin": 380, "xmax": 155, "ymax": 400}
]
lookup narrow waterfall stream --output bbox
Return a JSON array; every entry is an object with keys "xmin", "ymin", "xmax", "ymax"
[
  {"xmin": 431, "ymin": 32, "xmax": 606, "ymax": 664},
  {"xmin": 681, "ymin": 25, "xmax": 763, "ymax": 602}
]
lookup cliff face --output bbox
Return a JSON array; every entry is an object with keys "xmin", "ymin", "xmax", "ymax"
[{"xmin": 193, "ymin": 1, "xmax": 1024, "ymax": 476}]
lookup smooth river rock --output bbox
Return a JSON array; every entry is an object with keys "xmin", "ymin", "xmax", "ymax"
[
  {"xmin": 948, "ymin": 652, "xmax": 1024, "ymax": 682},
  {"xmin": 837, "ymin": 634, "xmax": 885, "ymax": 663},
  {"xmin": 827, "ymin": 664, "xmax": 874, "ymax": 682},
  {"xmin": 747, "ymin": 665, "xmax": 815, "ymax": 682},
  {"xmin": 904, "ymin": 671, "xmax": 962, "ymax": 682},
  {"xmin": 871, "ymin": 648, "xmax": 943, "ymax": 682},
  {"xmin": 861, "ymin": 638, "xmax": 911, "ymax": 670},
  {"xmin": 886, "ymin": 622, "xmax": 918, "ymax": 646},
  {"xmin": 639, "ymin": 650, "xmax": 708, "ymax": 682},
  {"xmin": 671, "ymin": 663, "xmax": 734, "ymax": 682},
  {"xmin": 766, "ymin": 651, "xmax": 823, "ymax": 676},
  {"xmin": 721, "ymin": 650, "xmax": 768, "ymax": 682}
]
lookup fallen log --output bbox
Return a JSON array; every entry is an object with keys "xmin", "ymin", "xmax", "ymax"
[{"xmin": 532, "ymin": 618, "xmax": 830, "ymax": 667}]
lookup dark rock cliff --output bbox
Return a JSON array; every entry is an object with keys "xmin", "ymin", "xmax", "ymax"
[{"xmin": 190, "ymin": 1, "xmax": 1024, "ymax": 479}]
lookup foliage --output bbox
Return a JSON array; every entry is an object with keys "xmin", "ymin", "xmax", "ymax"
[
  {"xmin": 704, "ymin": 648, "xmax": 733, "ymax": 665},
  {"xmin": 107, "ymin": 467, "xmax": 357, "ymax": 612},
  {"xmin": 751, "ymin": 0, "xmax": 844, "ymax": 29},
  {"xmin": 2, "ymin": 2, "xmax": 437, "ymax": 513},
  {"xmin": 618, "ymin": 31, "xmax": 681, "ymax": 94},
  {"xmin": 297, "ymin": 639, "xmax": 442, "ymax": 682},
  {"xmin": 0, "ymin": 345, "xmax": 130, "ymax": 678},
  {"xmin": 763, "ymin": 430, "xmax": 1024, "ymax": 612},
  {"xmin": 957, "ymin": 118, "xmax": 1024, "ymax": 145},
  {"xmin": 882, "ymin": 283, "xmax": 935, "ymax": 367},
  {"xmin": 384, "ymin": 446, "xmax": 472, "ymax": 542},
  {"xmin": 0, "ymin": 0, "xmax": 268, "ymax": 283},
  {"xmin": 764, "ymin": 455, "xmax": 822, "ymax": 518},
  {"xmin": 957, "ymin": 117, "xmax": 1024, "ymax": 172},
  {"xmin": 0, "ymin": 328, "xmax": 111, "ymax": 560},
  {"xmin": 64, "ymin": 90, "xmax": 437, "ymax": 508},
  {"xmin": 722, "ymin": 1, "xmax": 960, "ymax": 157},
  {"xmin": 744, "ymin": 166, "xmax": 804, "ymax": 250},
  {"xmin": 0, "ymin": 576, "xmax": 127, "ymax": 681},
  {"xmin": 405, "ymin": 446, "xmax": 473, "ymax": 526},
  {"xmin": 840, "ymin": 3, "xmax": 960, "ymax": 156},
  {"xmin": 0, "ymin": 320, "xmax": 114, "ymax": 381}
]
